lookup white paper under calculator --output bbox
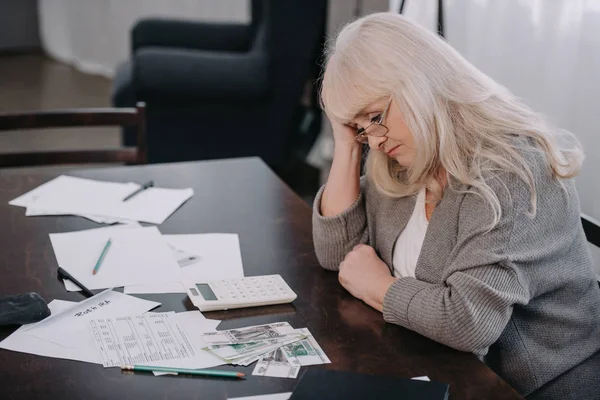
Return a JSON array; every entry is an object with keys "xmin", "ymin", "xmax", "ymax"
[{"xmin": 89, "ymin": 312, "xmax": 196, "ymax": 367}]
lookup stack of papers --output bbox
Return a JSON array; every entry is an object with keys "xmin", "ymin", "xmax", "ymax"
[
  {"xmin": 51, "ymin": 225, "xmax": 244, "ymax": 294},
  {"xmin": 10, "ymin": 176, "xmax": 245, "ymax": 294},
  {"xmin": 88, "ymin": 312, "xmax": 223, "ymax": 371},
  {"xmin": 201, "ymin": 322, "xmax": 331, "ymax": 379},
  {"xmin": 9, "ymin": 175, "xmax": 194, "ymax": 224},
  {"xmin": 1, "ymin": 290, "xmax": 160, "ymax": 364},
  {"xmin": 0, "ymin": 290, "xmax": 224, "ymax": 374}
]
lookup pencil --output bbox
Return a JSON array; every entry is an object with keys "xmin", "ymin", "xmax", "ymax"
[
  {"xmin": 120, "ymin": 365, "xmax": 245, "ymax": 379},
  {"xmin": 57, "ymin": 267, "xmax": 94, "ymax": 297},
  {"xmin": 122, "ymin": 180, "xmax": 154, "ymax": 201},
  {"xmin": 92, "ymin": 238, "xmax": 112, "ymax": 275}
]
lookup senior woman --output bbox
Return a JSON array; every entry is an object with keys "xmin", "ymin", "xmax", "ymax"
[{"xmin": 313, "ymin": 12, "xmax": 600, "ymax": 399}]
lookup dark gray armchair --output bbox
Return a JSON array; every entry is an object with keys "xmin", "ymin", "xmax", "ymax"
[{"xmin": 112, "ymin": 0, "xmax": 327, "ymax": 169}]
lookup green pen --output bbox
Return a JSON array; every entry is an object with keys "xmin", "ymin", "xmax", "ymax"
[
  {"xmin": 92, "ymin": 238, "xmax": 112, "ymax": 275},
  {"xmin": 120, "ymin": 365, "xmax": 245, "ymax": 379}
]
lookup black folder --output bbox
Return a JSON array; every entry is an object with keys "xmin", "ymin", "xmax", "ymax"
[{"xmin": 289, "ymin": 369, "xmax": 450, "ymax": 400}]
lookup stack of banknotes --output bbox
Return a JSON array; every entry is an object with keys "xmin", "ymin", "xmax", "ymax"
[{"xmin": 201, "ymin": 322, "xmax": 330, "ymax": 378}]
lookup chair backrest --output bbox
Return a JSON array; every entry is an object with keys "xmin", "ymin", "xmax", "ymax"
[{"xmin": 0, "ymin": 102, "xmax": 147, "ymax": 168}]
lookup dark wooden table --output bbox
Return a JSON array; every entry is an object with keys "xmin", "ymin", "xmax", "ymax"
[{"xmin": 0, "ymin": 158, "xmax": 523, "ymax": 399}]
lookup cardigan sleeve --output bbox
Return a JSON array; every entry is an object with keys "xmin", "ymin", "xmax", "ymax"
[
  {"xmin": 312, "ymin": 177, "xmax": 369, "ymax": 271},
  {"xmin": 382, "ymin": 173, "xmax": 532, "ymax": 355}
]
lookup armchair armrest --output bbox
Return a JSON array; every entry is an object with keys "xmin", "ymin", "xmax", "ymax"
[
  {"xmin": 132, "ymin": 18, "xmax": 254, "ymax": 53},
  {"xmin": 133, "ymin": 47, "xmax": 269, "ymax": 101}
]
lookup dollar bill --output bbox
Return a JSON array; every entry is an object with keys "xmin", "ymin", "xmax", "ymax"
[
  {"xmin": 204, "ymin": 332, "xmax": 305, "ymax": 363},
  {"xmin": 280, "ymin": 328, "xmax": 330, "ymax": 366},
  {"xmin": 201, "ymin": 322, "xmax": 295, "ymax": 345},
  {"xmin": 252, "ymin": 348, "xmax": 300, "ymax": 379}
]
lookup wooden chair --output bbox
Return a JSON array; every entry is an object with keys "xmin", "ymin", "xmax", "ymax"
[{"xmin": 0, "ymin": 102, "xmax": 147, "ymax": 168}]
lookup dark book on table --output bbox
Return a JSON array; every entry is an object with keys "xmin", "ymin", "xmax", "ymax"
[{"xmin": 289, "ymin": 369, "xmax": 449, "ymax": 400}]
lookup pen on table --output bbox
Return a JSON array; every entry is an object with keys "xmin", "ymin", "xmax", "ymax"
[
  {"xmin": 57, "ymin": 267, "xmax": 94, "ymax": 297},
  {"xmin": 92, "ymin": 238, "xmax": 112, "ymax": 275},
  {"xmin": 120, "ymin": 365, "xmax": 245, "ymax": 379},
  {"xmin": 122, "ymin": 180, "xmax": 154, "ymax": 202}
]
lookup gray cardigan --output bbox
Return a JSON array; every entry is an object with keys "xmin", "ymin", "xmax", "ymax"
[{"xmin": 312, "ymin": 153, "xmax": 600, "ymax": 396}]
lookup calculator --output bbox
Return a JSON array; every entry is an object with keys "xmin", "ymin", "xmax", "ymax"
[{"xmin": 182, "ymin": 275, "xmax": 297, "ymax": 312}]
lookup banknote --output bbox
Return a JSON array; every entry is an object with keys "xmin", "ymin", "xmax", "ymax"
[
  {"xmin": 201, "ymin": 323, "xmax": 329, "ymax": 377},
  {"xmin": 204, "ymin": 332, "xmax": 306, "ymax": 363},
  {"xmin": 234, "ymin": 342, "xmax": 302, "ymax": 367},
  {"xmin": 252, "ymin": 348, "xmax": 300, "ymax": 379},
  {"xmin": 201, "ymin": 322, "xmax": 295, "ymax": 345},
  {"xmin": 230, "ymin": 354, "xmax": 261, "ymax": 366},
  {"xmin": 281, "ymin": 328, "xmax": 330, "ymax": 366},
  {"xmin": 217, "ymin": 334, "xmax": 305, "ymax": 364}
]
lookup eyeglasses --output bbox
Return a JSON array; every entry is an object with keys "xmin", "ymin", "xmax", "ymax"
[{"xmin": 354, "ymin": 97, "xmax": 393, "ymax": 144}]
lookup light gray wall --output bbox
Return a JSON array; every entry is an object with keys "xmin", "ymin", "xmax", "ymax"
[
  {"xmin": 327, "ymin": 0, "xmax": 389, "ymax": 37},
  {"xmin": 0, "ymin": 0, "xmax": 40, "ymax": 51}
]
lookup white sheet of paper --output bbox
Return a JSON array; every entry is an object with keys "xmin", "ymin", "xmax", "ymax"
[
  {"xmin": 228, "ymin": 394, "xmax": 292, "ymax": 400},
  {"xmin": 10, "ymin": 175, "xmax": 193, "ymax": 224},
  {"xmin": 10, "ymin": 175, "xmax": 139, "ymax": 210},
  {"xmin": 23, "ymin": 290, "xmax": 160, "ymax": 350},
  {"xmin": 26, "ymin": 208, "xmax": 135, "ymax": 225},
  {"xmin": 0, "ymin": 300, "xmax": 101, "ymax": 364},
  {"xmin": 51, "ymin": 226, "xmax": 180, "ymax": 291},
  {"xmin": 124, "ymin": 234, "xmax": 244, "ymax": 294},
  {"xmin": 14, "ymin": 176, "xmax": 135, "ymax": 224},
  {"xmin": 412, "ymin": 376, "xmax": 431, "ymax": 381},
  {"xmin": 9, "ymin": 176, "xmax": 131, "ymax": 206},
  {"xmin": 113, "ymin": 187, "xmax": 194, "ymax": 224},
  {"xmin": 59, "ymin": 224, "xmax": 142, "ymax": 292}
]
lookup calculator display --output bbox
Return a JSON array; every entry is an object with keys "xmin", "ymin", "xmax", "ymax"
[{"xmin": 195, "ymin": 284, "xmax": 218, "ymax": 301}]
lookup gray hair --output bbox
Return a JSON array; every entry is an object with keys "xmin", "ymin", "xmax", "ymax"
[{"xmin": 320, "ymin": 12, "xmax": 582, "ymax": 226}]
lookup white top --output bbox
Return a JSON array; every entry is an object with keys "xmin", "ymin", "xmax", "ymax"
[{"xmin": 392, "ymin": 188, "xmax": 429, "ymax": 278}]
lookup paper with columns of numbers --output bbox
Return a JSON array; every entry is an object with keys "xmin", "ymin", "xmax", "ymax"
[
  {"xmin": 144, "ymin": 311, "xmax": 225, "ymax": 376},
  {"xmin": 0, "ymin": 304, "xmax": 222, "ymax": 372},
  {"xmin": 22, "ymin": 289, "xmax": 160, "ymax": 349},
  {"xmin": 89, "ymin": 312, "xmax": 196, "ymax": 368}
]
